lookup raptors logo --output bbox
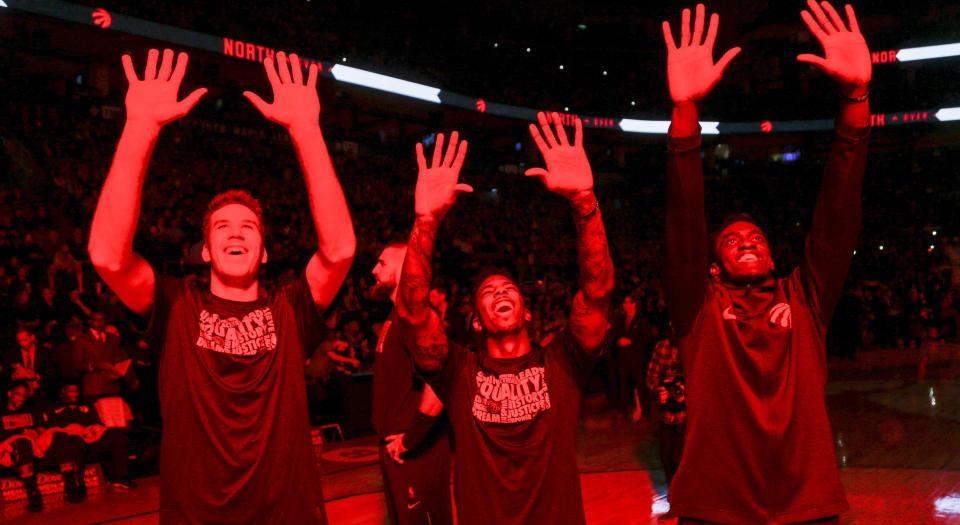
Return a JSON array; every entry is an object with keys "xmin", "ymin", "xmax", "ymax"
[{"xmin": 767, "ymin": 303, "xmax": 792, "ymax": 329}]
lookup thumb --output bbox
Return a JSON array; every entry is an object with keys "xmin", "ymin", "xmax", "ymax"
[
  {"xmin": 176, "ymin": 88, "xmax": 208, "ymax": 117},
  {"xmin": 714, "ymin": 47, "xmax": 741, "ymax": 77},
  {"xmin": 797, "ymin": 54, "xmax": 829, "ymax": 71},
  {"xmin": 524, "ymin": 168, "xmax": 549, "ymax": 179},
  {"xmin": 243, "ymin": 90, "xmax": 272, "ymax": 117},
  {"xmin": 453, "ymin": 184, "xmax": 474, "ymax": 194}
]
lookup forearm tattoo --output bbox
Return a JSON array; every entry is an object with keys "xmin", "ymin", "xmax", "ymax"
[
  {"xmin": 399, "ymin": 218, "xmax": 448, "ymax": 368},
  {"xmin": 570, "ymin": 196, "xmax": 614, "ymax": 342}
]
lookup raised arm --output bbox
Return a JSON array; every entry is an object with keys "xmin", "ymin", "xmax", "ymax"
[
  {"xmin": 662, "ymin": 5, "xmax": 740, "ymax": 332},
  {"xmin": 397, "ymin": 133, "xmax": 471, "ymax": 372},
  {"xmin": 88, "ymin": 49, "xmax": 207, "ymax": 315},
  {"xmin": 526, "ymin": 112, "xmax": 613, "ymax": 352},
  {"xmin": 796, "ymin": 1, "xmax": 872, "ymax": 319},
  {"xmin": 244, "ymin": 52, "xmax": 356, "ymax": 310}
]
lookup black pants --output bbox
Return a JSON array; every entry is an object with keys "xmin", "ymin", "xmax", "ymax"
[
  {"xmin": 659, "ymin": 421, "xmax": 686, "ymax": 486},
  {"xmin": 379, "ymin": 433, "xmax": 452, "ymax": 525},
  {"xmin": 10, "ymin": 434, "xmax": 84, "ymax": 470},
  {"xmin": 83, "ymin": 428, "xmax": 130, "ymax": 480}
]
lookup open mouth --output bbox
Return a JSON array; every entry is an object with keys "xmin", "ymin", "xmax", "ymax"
[
  {"xmin": 737, "ymin": 253, "xmax": 759, "ymax": 263},
  {"xmin": 225, "ymin": 246, "xmax": 248, "ymax": 255},
  {"xmin": 494, "ymin": 300, "xmax": 514, "ymax": 314}
]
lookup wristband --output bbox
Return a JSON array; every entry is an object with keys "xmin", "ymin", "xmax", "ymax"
[
  {"xmin": 402, "ymin": 410, "xmax": 440, "ymax": 454},
  {"xmin": 841, "ymin": 84, "xmax": 870, "ymax": 104},
  {"xmin": 578, "ymin": 200, "xmax": 599, "ymax": 219}
]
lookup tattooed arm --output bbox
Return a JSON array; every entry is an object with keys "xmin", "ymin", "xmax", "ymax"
[
  {"xmin": 396, "ymin": 132, "xmax": 471, "ymax": 372},
  {"xmin": 527, "ymin": 112, "xmax": 614, "ymax": 352}
]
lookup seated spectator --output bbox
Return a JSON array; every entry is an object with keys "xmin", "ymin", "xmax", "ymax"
[
  {"xmin": 41, "ymin": 380, "xmax": 136, "ymax": 491},
  {"xmin": 1, "ymin": 380, "xmax": 85, "ymax": 511}
]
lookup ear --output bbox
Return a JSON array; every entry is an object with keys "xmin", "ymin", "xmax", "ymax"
[
  {"xmin": 524, "ymin": 308, "xmax": 532, "ymax": 322},
  {"xmin": 709, "ymin": 262, "xmax": 721, "ymax": 277},
  {"xmin": 261, "ymin": 246, "xmax": 268, "ymax": 264},
  {"xmin": 472, "ymin": 316, "xmax": 483, "ymax": 332},
  {"xmin": 201, "ymin": 243, "xmax": 211, "ymax": 263}
]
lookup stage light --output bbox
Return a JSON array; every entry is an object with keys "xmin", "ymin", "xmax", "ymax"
[
  {"xmin": 602, "ymin": 71, "xmax": 608, "ymax": 76},
  {"xmin": 936, "ymin": 107, "xmax": 960, "ymax": 121},
  {"xmin": 620, "ymin": 119, "xmax": 718, "ymax": 134},
  {"xmin": 935, "ymin": 495, "xmax": 960, "ymax": 515},
  {"xmin": 879, "ymin": 245, "xmax": 884, "ymax": 251},
  {"xmin": 330, "ymin": 65, "xmax": 441, "ymax": 103},
  {"xmin": 897, "ymin": 42, "xmax": 960, "ymax": 62},
  {"xmin": 630, "ymin": 101, "xmax": 636, "ymax": 106},
  {"xmin": 559, "ymin": 64, "xmax": 564, "ymax": 70},
  {"xmin": 564, "ymin": 106, "xmax": 569, "ymax": 112},
  {"xmin": 493, "ymin": 42, "xmax": 498, "ymax": 48},
  {"xmin": 932, "ymin": 231, "xmax": 937, "ymax": 236},
  {"xmin": 526, "ymin": 47, "xmax": 531, "ymax": 52},
  {"xmin": 929, "ymin": 245, "xmax": 935, "ymax": 252},
  {"xmin": 341, "ymin": 57, "xmax": 347, "ymax": 62}
]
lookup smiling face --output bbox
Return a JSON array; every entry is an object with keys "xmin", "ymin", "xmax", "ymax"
[
  {"xmin": 711, "ymin": 220, "xmax": 774, "ymax": 284},
  {"xmin": 7, "ymin": 385, "xmax": 28, "ymax": 411},
  {"xmin": 473, "ymin": 275, "xmax": 529, "ymax": 334},
  {"xmin": 201, "ymin": 203, "xmax": 266, "ymax": 287}
]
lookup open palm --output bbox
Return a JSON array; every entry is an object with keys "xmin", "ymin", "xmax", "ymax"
[
  {"xmin": 244, "ymin": 51, "xmax": 320, "ymax": 129},
  {"xmin": 526, "ymin": 112, "xmax": 592, "ymax": 200},
  {"xmin": 122, "ymin": 48, "xmax": 207, "ymax": 127}
]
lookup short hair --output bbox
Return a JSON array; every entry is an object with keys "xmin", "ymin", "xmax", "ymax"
[
  {"xmin": 7, "ymin": 380, "xmax": 29, "ymax": 394},
  {"xmin": 202, "ymin": 190, "xmax": 265, "ymax": 241},
  {"xmin": 708, "ymin": 212, "xmax": 762, "ymax": 263},
  {"xmin": 471, "ymin": 266, "xmax": 519, "ymax": 310}
]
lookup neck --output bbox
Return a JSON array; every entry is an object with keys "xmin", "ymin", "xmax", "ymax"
[
  {"xmin": 484, "ymin": 329, "xmax": 533, "ymax": 359},
  {"xmin": 389, "ymin": 285, "xmax": 399, "ymax": 305},
  {"xmin": 210, "ymin": 272, "xmax": 259, "ymax": 302}
]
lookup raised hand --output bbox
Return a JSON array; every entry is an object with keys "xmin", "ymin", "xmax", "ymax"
[
  {"xmin": 797, "ymin": 1, "xmax": 871, "ymax": 97},
  {"xmin": 121, "ymin": 48, "xmax": 207, "ymax": 129},
  {"xmin": 244, "ymin": 51, "xmax": 320, "ymax": 130},
  {"xmin": 414, "ymin": 131, "xmax": 471, "ymax": 221},
  {"xmin": 662, "ymin": 4, "xmax": 741, "ymax": 104},
  {"xmin": 526, "ymin": 112, "xmax": 593, "ymax": 201}
]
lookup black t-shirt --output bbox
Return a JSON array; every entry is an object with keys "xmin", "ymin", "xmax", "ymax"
[
  {"xmin": 145, "ymin": 274, "xmax": 326, "ymax": 525},
  {"xmin": 371, "ymin": 309, "xmax": 427, "ymax": 439},
  {"xmin": 430, "ymin": 329, "xmax": 598, "ymax": 525},
  {"xmin": 1, "ymin": 405, "xmax": 38, "ymax": 442},
  {"xmin": 43, "ymin": 400, "xmax": 101, "ymax": 428}
]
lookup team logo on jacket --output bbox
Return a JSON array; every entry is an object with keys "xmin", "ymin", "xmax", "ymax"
[
  {"xmin": 196, "ymin": 308, "xmax": 278, "ymax": 356},
  {"xmin": 767, "ymin": 303, "xmax": 792, "ymax": 329},
  {"xmin": 472, "ymin": 366, "xmax": 551, "ymax": 424}
]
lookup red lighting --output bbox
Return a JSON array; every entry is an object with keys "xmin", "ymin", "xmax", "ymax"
[
  {"xmin": 760, "ymin": 121, "xmax": 772, "ymax": 133},
  {"xmin": 475, "ymin": 99, "xmax": 486, "ymax": 112},
  {"xmin": 92, "ymin": 8, "xmax": 111, "ymax": 29},
  {"xmin": 870, "ymin": 114, "xmax": 885, "ymax": 127},
  {"xmin": 871, "ymin": 50, "xmax": 900, "ymax": 64}
]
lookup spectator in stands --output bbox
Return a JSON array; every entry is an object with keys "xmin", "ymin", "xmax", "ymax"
[
  {"xmin": 3, "ymin": 326, "xmax": 51, "ymax": 401},
  {"xmin": 75, "ymin": 312, "xmax": 135, "ymax": 399},
  {"xmin": 41, "ymin": 379, "xmax": 136, "ymax": 492}
]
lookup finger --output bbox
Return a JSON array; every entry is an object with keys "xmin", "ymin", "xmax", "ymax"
[
  {"xmin": 552, "ymin": 112, "xmax": 569, "ymax": 147},
  {"xmin": 692, "ymin": 4, "xmax": 706, "ymax": 46},
  {"xmin": 263, "ymin": 56, "xmax": 281, "ymax": 92},
  {"xmin": 170, "ymin": 51, "xmax": 190, "ymax": 86},
  {"xmin": 524, "ymin": 167, "xmax": 549, "ymax": 179},
  {"xmin": 121, "ymin": 55, "xmax": 139, "ymax": 83},
  {"xmin": 845, "ymin": 4, "xmax": 860, "ymax": 34},
  {"xmin": 415, "ymin": 142, "xmax": 427, "ymax": 172},
  {"xmin": 307, "ymin": 63, "xmax": 319, "ymax": 90},
  {"xmin": 176, "ymin": 87, "xmax": 207, "ymax": 117},
  {"xmin": 157, "ymin": 49, "xmax": 175, "ymax": 81},
  {"xmin": 796, "ymin": 53, "xmax": 829, "ymax": 72},
  {"xmin": 704, "ymin": 13, "xmax": 720, "ymax": 50},
  {"xmin": 289, "ymin": 53, "xmax": 304, "ymax": 85},
  {"xmin": 662, "ymin": 21, "xmax": 677, "ymax": 51},
  {"xmin": 537, "ymin": 112, "xmax": 558, "ymax": 147},
  {"xmin": 453, "ymin": 184, "xmax": 474, "ymax": 194},
  {"xmin": 714, "ymin": 47, "xmax": 741, "ymax": 77},
  {"xmin": 432, "ymin": 133, "xmax": 445, "ymax": 168},
  {"xmin": 806, "ymin": 0, "xmax": 836, "ymax": 34},
  {"xmin": 574, "ymin": 117, "xmax": 583, "ymax": 148},
  {"xmin": 144, "ymin": 48, "xmax": 160, "ymax": 80},
  {"xmin": 680, "ymin": 8, "xmax": 691, "ymax": 47},
  {"xmin": 799, "ymin": 11, "xmax": 828, "ymax": 42},
  {"xmin": 820, "ymin": 1, "xmax": 848, "ymax": 32},
  {"xmin": 243, "ymin": 90, "xmax": 271, "ymax": 115},
  {"xmin": 528, "ymin": 123, "xmax": 549, "ymax": 154},
  {"xmin": 276, "ymin": 51, "xmax": 292, "ymax": 84},
  {"xmin": 452, "ymin": 140, "xmax": 468, "ymax": 172},
  {"xmin": 443, "ymin": 131, "xmax": 459, "ymax": 167}
]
